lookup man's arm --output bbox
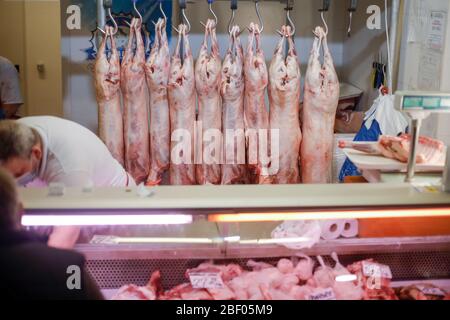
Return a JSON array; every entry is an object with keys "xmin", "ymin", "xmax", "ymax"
[
  {"xmin": 46, "ymin": 171, "xmax": 93, "ymax": 249},
  {"xmin": 51, "ymin": 170, "xmax": 93, "ymax": 188}
]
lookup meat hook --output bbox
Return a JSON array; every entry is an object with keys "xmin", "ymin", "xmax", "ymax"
[
  {"xmin": 318, "ymin": 0, "xmax": 330, "ymax": 36},
  {"xmin": 228, "ymin": 0, "xmax": 244, "ymax": 36},
  {"xmin": 200, "ymin": 0, "xmax": 218, "ymax": 29},
  {"xmin": 173, "ymin": 0, "xmax": 191, "ymax": 34},
  {"xmin": 277, "ymin": 0, "xmax": 295, "ymax": 37},
  {"xmin": 97, "ymin": 7, "xmax": 118, "ymax": 36},
  {"xmin": 132, "ymin": 0, "xmax": 143, "ymax": 24},
  {"xmin": 347, "ymin": 0, "xmax": 357, "ymax": 37},
  {"xmin": 253, "ymin": 0, "xmax": 264, "ymax": 33}
]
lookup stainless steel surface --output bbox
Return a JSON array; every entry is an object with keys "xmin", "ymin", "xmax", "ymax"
[
  {"xmin": 79, "ymin": 243, "xmax": 222, "ymax": 260},
  {"xmin": 391, "ymin": 0, "xmax": 405, "ymax": 93},
  {"xmin": 19, "ymin": 184, "xmax": 450, "ymax": 212},
  {"xmin": 228, "ymin": 236, "xmax": 450, "ymax": 258},
  {"xmin": 405, "ymin": 118, "xmax": 422, "ymax": 183},
  {"xmin": 388, "ymin": 0, "xmax": 400, "ymax": 91},
  {"xmin": 83, "ymin": 236, "xmax": 450, "ymax": 289},
  {"xmin": 78, "ymin": 236, "xmax": 450, "ymax": 260}
]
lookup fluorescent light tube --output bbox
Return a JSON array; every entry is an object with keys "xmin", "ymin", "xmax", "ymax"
[
  {"xmin": 208, "ymin": 208, "xmax": 450, "ymax": 223},
  {"xmin": 22, "ymin": 214, "xmax": 193, "ymax": 226}
]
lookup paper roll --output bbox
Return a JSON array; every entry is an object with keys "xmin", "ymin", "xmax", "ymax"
[
  {"xmin": 341, "ymin": 220, "xmax": 359, "ymax": 238},
  {"xmin": 320, "ymin": 220, "xmax": 345, "ymax": 240}
]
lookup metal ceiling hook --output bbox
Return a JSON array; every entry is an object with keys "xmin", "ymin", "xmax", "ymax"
[
  {"xmin": 97, "ymin": 6, "xmax": 118, "ymax": 36},
  {"xmin": 319, "ymin": 0, "xmax": 330, "ymax": 36},
  {"xmin": 159, "ymin": 0, "xmax": 167, "ymax": 23},
  {"xmin": 200, "ymin": 0, "xmax": 218, "ymax": 28},
  {"xmin": 253, "ymin": 0, "xmax": 264, "ymax": 33},
  {"xmin": 173, "ymin": 0, "xmax": 191, "ymax": 34},
  {"xmin": 277, "ymin": 1, "xmax": 295, "ymax": 37},
  {"xmin": 132, "ymin": 0, "xmax": 143, "ymax": 23},
  {"xmin": 228, "ymin": 0, "xmax": 244, "ymax": 36},
  {"xmin": 347, "ymin": 0, "xmax": 358, "ymax": 37}
]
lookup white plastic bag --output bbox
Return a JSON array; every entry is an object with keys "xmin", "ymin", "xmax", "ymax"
[
  {"xmin": 364, "ymin": 93, "xmax": 408, "ymax": 136},
  {"xmin": 271, "ymin": 220, "xmax": 322, "ymax": 250}
]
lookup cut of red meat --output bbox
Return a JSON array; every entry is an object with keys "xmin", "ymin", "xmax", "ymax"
[
  {"xmin": 112, "ymin": 271, "xmax": 161, "ymax": 300},
  {"xmin": 347, "ymin": 260, "xmax": 398, "ymax": 300},
  {"xmin": 378, "ymin": 134, "xmax": 445, "ymax": 164}
]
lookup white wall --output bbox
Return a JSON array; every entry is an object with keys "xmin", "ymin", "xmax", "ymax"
[
  {"xmin": 341, "ymin": 0, "xmax": 388, "ymax": 111},
  {"xmin": 398, "ymin": 0, "xmax": 450, "ymax": 143},
  {"xmin": 442, "ymin": 5, "xmax": 450, "ymax": 91}
]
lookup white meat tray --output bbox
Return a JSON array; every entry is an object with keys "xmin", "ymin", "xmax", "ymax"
[{"xmin": 343, "ymin": 146, "xmax": 445, "ymax": 173}]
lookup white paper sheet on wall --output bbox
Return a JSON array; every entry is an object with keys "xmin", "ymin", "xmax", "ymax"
[
  {"xmin": 407, "ymin": 0, "xmax": 428, "ymax": 43},
  {"xmin": 417, "ymin": 10, "xmax": 448, "ymax": 91},
  {"xmin": 426, "ymin": 11, "xmax": 447, "ymax": 52},
  {"xmin": 418, "ymin": 50, "xmax": 442, "ymax": 90}
]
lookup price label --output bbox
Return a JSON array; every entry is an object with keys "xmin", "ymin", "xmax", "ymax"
[
  {"xmin": 412, "ymin": 183, "xmax": 440, "ymax": 194},
  {"xmin": 308, "ymin": 288, "xmax": 336, "ymax": 300},
  {"xmin": 362, "ymin": 262, "xmax": 393, "ymax": 279},
  {"xmin": 416, "ymin": 285, "xmax": 446, "ymax": 297},
  {"xmin": 188, "ymin": 272, "xmax": 225, "ymax": 289},
  {"xmin": 48, "ymin": 183, "xmax": 65, "ymax": 197}
]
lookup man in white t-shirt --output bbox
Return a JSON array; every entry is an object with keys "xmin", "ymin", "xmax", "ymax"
[
  {"xmin": 0, "ymin": 56, "xmax": 24, "ymax": 119},
  {"xmin": 0, "ymin": 116, "xmax": 135, "ymax": 248}
]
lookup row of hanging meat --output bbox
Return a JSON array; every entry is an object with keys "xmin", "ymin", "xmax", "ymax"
[{"xmin": 94, "ymin": 18, "xmax": 340, "ymax": 186}]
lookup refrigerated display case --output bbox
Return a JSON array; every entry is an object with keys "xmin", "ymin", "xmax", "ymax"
[
  {"xmin": 7, "ymin": 0, "xmax": 449, "ymax": 301},
  {"xmin": 19, "ymin": 184, "xmax": 450, "ymax": 300}
]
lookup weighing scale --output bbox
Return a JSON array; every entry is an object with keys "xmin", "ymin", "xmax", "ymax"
[{"xmin": 395, "ymin": 91, "xmax": 450, "ymax": 183}]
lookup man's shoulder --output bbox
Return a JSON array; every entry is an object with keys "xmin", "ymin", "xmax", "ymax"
[
  {"xmin": 2, "ymin": 242, "xmax": 85, "ymax": 267},
  {"xmin": 0, "ymin": 242, "xmax": 99, "ymax": 300},
  {"xmin": 28, "ymin": 241, "xmax": 84, "ymax": 260},
  {"xmin": 19, "ymin": 116, "xmax": 92, "ymax": 134},
  {"xmin": 18, "ymin": 115, "xmax": 65, "ymax": 125}
]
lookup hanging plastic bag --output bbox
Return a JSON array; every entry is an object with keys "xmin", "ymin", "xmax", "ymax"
[
  {"xmin": 364, "ymin": 93, "xmax": 408, "ymax": 137},
  {"xmin": 339, "ymin": 90, "xmax": 409, "ymax": 182},
  {"xmin": 271, "ymin": 220, "xmax": 322, "ymax": 250}
]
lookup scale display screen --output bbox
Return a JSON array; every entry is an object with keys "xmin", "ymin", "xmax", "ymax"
[{"xmin": 397, "ymin": 92, "xmax": 450, "ymax": 112}]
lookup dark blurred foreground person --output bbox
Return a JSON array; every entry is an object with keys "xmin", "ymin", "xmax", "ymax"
[{"xmin": 0, "ymin": 168, "xmax": 103, "ymax": 300}]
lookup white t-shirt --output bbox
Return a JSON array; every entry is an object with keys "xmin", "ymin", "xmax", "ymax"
[
  {"xmin": 18, "ymin": 116, "xmax": 133, "ymax": 187},
  {"xmin": 0, "ymin": 56, "xmax": 23, "ymax": 105}
]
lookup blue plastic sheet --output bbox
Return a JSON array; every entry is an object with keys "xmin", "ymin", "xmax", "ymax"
[{"xmin": 339, "ymin": 120, "xmax": 383, "ymax": 182}]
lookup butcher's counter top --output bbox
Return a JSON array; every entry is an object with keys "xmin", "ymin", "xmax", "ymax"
[
  {"xmin": 20, "ymin": 183, "xmax": 450, "ymax": 213},
  {"xmin": 361, "ymin": 170, "xmax": 442, "ymax": 185}
]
